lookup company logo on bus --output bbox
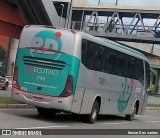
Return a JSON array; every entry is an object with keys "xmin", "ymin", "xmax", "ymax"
[{"xmin": 30, "ymin": 30, "xmax": 62, "ymax": 56}]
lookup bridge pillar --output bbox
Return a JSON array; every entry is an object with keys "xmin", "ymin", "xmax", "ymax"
[
  {"xmin": 6, "ymin": 38, "xmax": 19, "ymax": 76},
  {"xmin": 0, "ymin": 0, "xmax": 26, "ymax": 38}
]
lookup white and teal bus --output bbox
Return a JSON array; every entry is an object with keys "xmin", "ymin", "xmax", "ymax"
[{"xmin": 12, "ymin": 25, "xmax": 150, "ymax": 124}]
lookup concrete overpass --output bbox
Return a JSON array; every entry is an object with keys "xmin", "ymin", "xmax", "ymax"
[
  {"xmin": 0, "ymin": 0, "xmax": 26, "ymax": 38},
  {"xmin": 70, "ymin": 4, "xmax": 160, "ymax": 44}
]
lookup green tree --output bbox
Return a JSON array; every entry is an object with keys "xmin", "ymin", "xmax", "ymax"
[{"xmin": 0, "ymin": 45, "xmax": 7, "ymax": 74}]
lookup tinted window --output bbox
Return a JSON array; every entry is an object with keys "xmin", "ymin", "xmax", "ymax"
[
  {"xmin": 136, "ymin": 59, "xmax": 144, "ymax": 85},
  {"xmin": 145, "ymin": 62, "xmax": 150, "ymax": 89},
  {"xmin": 126, "ymin": 57, "xmax": 134, "ymax": 78},
  {"xmin": 103, "ymin": 49, "xmax": 117, "ymax": 74},
  {"xmin": 81, "ymin": 39, "xmax": 144, "ymax": 85},
  {"xmin": 113, "ymin": 52, "xmax": 126, "ymax": 76},
  {"xmin": 82, "ymin": 39, "xmax": 104, "ymax": 71}
]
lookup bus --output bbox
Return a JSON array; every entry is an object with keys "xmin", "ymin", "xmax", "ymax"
[{"xmin": 12, "ymin": 25, "xmax": 150, "ymax": 124}]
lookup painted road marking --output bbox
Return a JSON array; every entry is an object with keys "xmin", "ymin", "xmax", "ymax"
[
  {"xmin": 101, "ymin": 122, "xmax": 129, "ymax": 125},
  {"xmin": 147, "ymin": 121, "xmax": 160, "ymax": 123},
  {"xmin": 137, "ymin": 115, "xmax": 160, "ymax": 119},
  {"xmin": 146, "ymin": 110, "xmax": 160, "ymax": 112},
  {"xmin": 16, "ymin": 125, "xmax": 70, "ymax": 129}
]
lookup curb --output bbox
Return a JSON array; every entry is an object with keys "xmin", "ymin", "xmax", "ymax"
[{"xmin": 0, "ymin": 104, "xmax": 35, "ymax": 109}]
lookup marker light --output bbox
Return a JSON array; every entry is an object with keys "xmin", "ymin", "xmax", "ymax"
[
  {"xmin": 59, "ymin": 75, "xmax": 73, "ymax": 97},
  {"xmin": 55, "ymin": 32, "xmax": 62, "ymax": 38}
]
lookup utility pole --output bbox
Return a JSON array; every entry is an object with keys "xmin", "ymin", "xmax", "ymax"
[
  {"xmin": 115, "ymin": 0, "xmax": 118, "ymax": 6},
  {"xmin": 59, "ymin": 4, "xmax": 64, "ymax": 27},
  {"xmin": 93, "ymin": 0, "xmax": 100, "ymax": 30}
]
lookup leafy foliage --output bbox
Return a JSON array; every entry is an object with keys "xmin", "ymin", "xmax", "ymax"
[
  {"xmin": 0, "ymin": 45, "xmax": 7, "ymax": 60},
  {"xmin": 0, "ymin": 45, "xmax": 7, "ymax": 74}
]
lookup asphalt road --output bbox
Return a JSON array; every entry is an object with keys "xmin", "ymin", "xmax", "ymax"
[{"xmin": 0, "ymin": 109, "xmax": 160, "ymax": 137}]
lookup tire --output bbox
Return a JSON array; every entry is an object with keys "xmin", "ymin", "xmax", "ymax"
[
  {"xmin": 37, "ymin": 107, "xmax": 56, "ymax": 117},
  {"xmin": 126, "ymin": 103, "xmax": 136, "ymax": 121},
  {"xmin": 3, "ymin": 82, "xmax": 8, "ymax": 90},
  {"xmin": 86, "ymin": 100, "xmax": 100, "ymax": 124}
]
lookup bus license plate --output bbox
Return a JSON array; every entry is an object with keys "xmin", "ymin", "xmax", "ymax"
[{"xmin": 32, "ymin": 96, "xmax": 43, "ymax": 102}]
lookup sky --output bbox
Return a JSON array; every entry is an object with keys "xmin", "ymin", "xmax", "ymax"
[
  {"xmin": 73, "ymin": 0, "xmax": 87, "ymax": 4},
  {"xmin": 74, "ymin": 0, "xmax": 160, "ymax": 7}
]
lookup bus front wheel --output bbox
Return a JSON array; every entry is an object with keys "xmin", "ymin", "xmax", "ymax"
[
  {"xmin": 86, "ymin": 100, "xmax": 99, "ymax": 124},
  {"xmin": 37, "ymin": 107, "xmax": 56, "ymax": 117},
  {"xmin": 126, "ymin": 103, "xmax": 136, "ymax": 121}
]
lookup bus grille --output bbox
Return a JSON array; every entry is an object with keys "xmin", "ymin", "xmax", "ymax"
[{"xmin": 23, "ymin": 56, "xmax": 66, "ymax": 70}]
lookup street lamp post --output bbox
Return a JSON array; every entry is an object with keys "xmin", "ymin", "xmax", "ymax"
[{"xmin": 60, "ymin": 4, "xmax": 64, "ymax": 27}]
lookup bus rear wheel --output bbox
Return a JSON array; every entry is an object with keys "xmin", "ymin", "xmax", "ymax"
[
  {"xmin": 37, "ymin": 107, "xmax": 56, "ymax": 117},
  {"xmin": 85, "ymin": 100, "xmax": 99, "ymax": 124},
  {"xmin": 126, "ymin": 103, "xmax": 136, "ymax": 121}
]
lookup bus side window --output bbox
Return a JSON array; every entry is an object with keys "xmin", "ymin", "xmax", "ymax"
[
  {"xmin": 86, "ymin": 46, "xmax": 95, "ymax": 69},
  {"xmin": 145, "ymin": 61, "xmax": 150, "ymax": 89},
  {"xmin": 107, "ymin": 50, "xmax": 117, "ymax": 75},
  {"xmin": 81, "ymin": 39, "xmax": 95, "ymax": 69},
  {"xmin": 136, "ymin": 59, "xmax": 144, "ymax": 86},
  {"xmin": 81, "ymin": 39, "xmax": 87, "ymax": 65},
  {"xmin": 93, "ymin": 46, "xmax": 104, "ymax": 71},
  {"xmin": 102, "ymin": 54, "xmax": 111, "ymax": 73},
  {"xmin": 114, "ymin": 53, "xmax": 126, "ymax": 76},
  {"xmin": 82, "ymin": 39, "xmax": 105, "ymax": 72},
  {"xmin": 126, "ymin": 57, "xmax": 135, "ymax": 79},
  {"xmin": 126, "ymin": 60, "xmax": 132, "ymax": 78}
]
